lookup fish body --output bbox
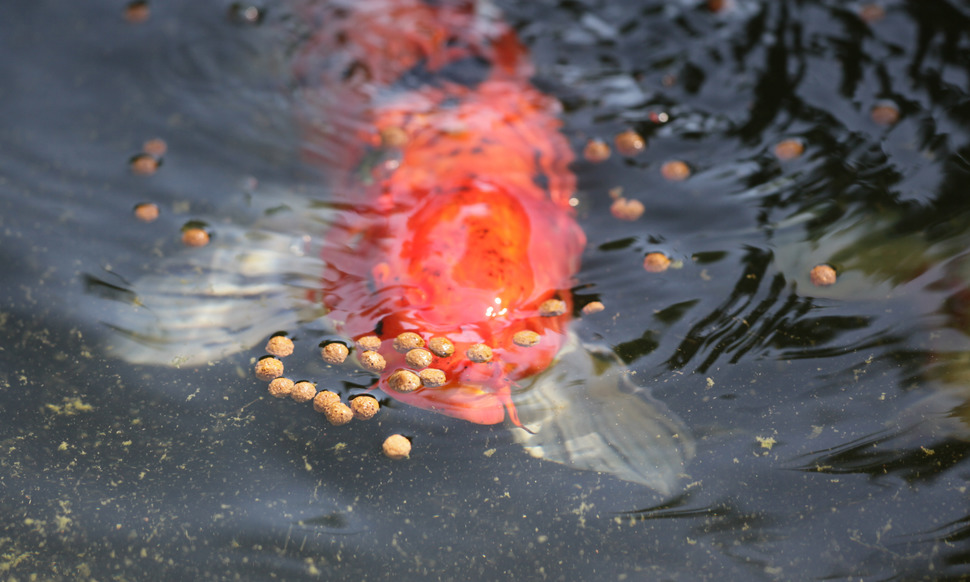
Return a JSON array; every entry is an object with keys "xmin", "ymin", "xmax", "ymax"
[{"xmin": 298, "ymin": 0, "xmax": 585, "ymax": 424}]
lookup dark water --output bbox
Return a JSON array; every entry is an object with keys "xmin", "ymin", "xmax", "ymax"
[{"xmin": 3, "ymin": 0, "xmax": 970, "ymax": 579}]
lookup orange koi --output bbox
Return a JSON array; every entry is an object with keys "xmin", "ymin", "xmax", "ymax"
[{"xmin": 296, "ymin": 0, "xmax": 584, "ymax": 425}]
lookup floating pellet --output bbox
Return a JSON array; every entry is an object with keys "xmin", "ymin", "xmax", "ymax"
[
  {"xmin": 582, "ymin": 301, "xmax": 605, "ymax": 316},
  {"xmin": 129, "ymin": 153, "xmax": 159, "ymax": 175},
  {"xmin": 643, "ymin": 252, "xmax": 672, "ymax": 273},
  {"xmin": 583, "ymin": 139, "xmax": 611, "ymax": 163},
  {"xmin": 350, "ymin": 396, "xmax": 380, "ymax": 420},
  {"xmin": 539, "ymin": 299, "xmax": 567, "ymax": 317},
  {"xmin": 428, "ymin": 336, "xmax": 455, "ymax": 358},
  {"xmin": 359, "ymin": 350, "xmax": 386, "ymax": 373},
  {"xmin": 383, "ymin": 434, "xmax": 411, "ymax": 460},
  {"xmin": 324, "ymin": 402, "xmax": 354, "ymax": 426},
  {"xmin": 181, "ymin": 227, "xmax": 210, "ymax": 247},
  {"xmin": 290, "ymin": 381, "xmax": 317, "ymax": 403},
  {"xmin": 661, "ymin": 160, "xmax": 691, "ymax": 181},
  {"xmin": 513, "ymin": 330, "xmax": 541, "ymax": 347},
  {"xmin": 254, "ymin": 357, "xmax": 284, "ymax": 382},
  {"xmin": 142, "ymin": 138, "xmax": 167, "ymax": 157},
  {"xmin": 267, "ymin": 377, "xmax": 294, "ymax": 398},
  {"xmin": 773, "ymin": 139, "xmax": 804, "ymax": 161},
  {"xmin": 312, "ymin": 390, "xmax": 341, "ymax": 413},
  {"xmin": 871, "ymin": 102, "xmax": 900, "ymax": 126},
  {"xmin": 357, "ymin": 335, "xmax": 382, "ymax": 351},
  {"xmin": 810, "ymin": 264, "xmax": 837, "ymax": 287},
  {"xmin": 379, "ymin": 126, "xmax": 408, "ymax": 148},
  {"xmin": 388, "ymin": 370, "xmax": 421, "ymax": 393},
  {"xmin": 321, "ymin": 342, "xmax": 349, "ymax": 364},
  {"xmin": 615, "ymin": 129, "xmax": 645, "ymax": 156},
  {"xmin": 610, "ymin": 198, "xmax": 644, "ymax": 221},
  {"xmin": 405, "ymin": 348, "xmax": 433, "ymax": 369},
  {"xmin": 393, "ymin": 332, "xmax": 424, "ymax": 353},
  {"xmin": 466, "ymin": 343, "xmax": 493, "ymax": 363},
  {"xmin": 133, "ymin": 203, "xmax": 159, "ymax": 222},
  {"xmin": 418, "ymin": 368, "xmax": 446, "ymax": 387},
  {"xmin": 265, "ymin": 336, "xmax": 294, "ymax": 357}
]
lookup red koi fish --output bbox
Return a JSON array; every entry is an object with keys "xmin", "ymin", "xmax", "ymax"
[
  {"xmin": 103, "ymin": 0, "xmax": 692, "ymax": 493},
  {"xmin": 294, "ymin": 0, "xmax": 583, "ymax": 425}
]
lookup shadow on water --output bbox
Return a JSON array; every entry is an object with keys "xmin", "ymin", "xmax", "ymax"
[{"xmin": 3, "ymin": 0, "xmax": 970, "ymax": 579}]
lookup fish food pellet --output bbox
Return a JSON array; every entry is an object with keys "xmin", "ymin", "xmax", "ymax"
[
  {"xmin": 133, "ymin": 202, "xmax": 160, "ymax": 222},
  {"xmin": 644, "ymin": 252, "xmax": 672, "ymax": 273},
  {"xmin": 265, "ymin": 336, "xmax": 294, "ymax": 357},
  {"xmin": 539, "ymin": 299, "xmax": 567, "ymax": 317},
  {"xmin": 383, "ymin": 434, "xmax": 411, "ymax": 460},
  {"xmin": 359, "ymin": 350, "xmax": 386, "ymax": 373},
  {"xmin": 513, "ymin": 330, "xmax": 541, "ymax": 347},
  {"xmin": 810, "ymin": 264, "xmax": 837, "ymax": 286},
  {"xmin": 393, "ymin": 332, "xmax": 425, "ymax": 353},
  {"xmin": 379, "ymin": 126, "xmax": 408, "ymax": 148},
  {"xmin": 661, "ymin": 160, "xmax": 691, "ymax": 181},
  {"xmin": 356, "ymin": 335, "xmax": 382, "ymax": 351},
  {"xmin": 466, "ymin": 343, "xmax": 493, "ymax": 363},
  {"xmin": 142, "ymin": 138, "xmax": 167, "ymax": 157},
  {"xmin": 418, "ymin": 368, "xmax": 446, "ymax": 387},
  {"xmin": 610, "ymin": 197, "xmax": 644, "ymax": 221},
  {"xmin": 324, "ymin": 402, "xmax": 354, "ymax": 426},
  {"xmin": 583, "ymin": 138, "xmax": 611, "ymax": 162},
  {"xmin": 428, "ymin": 336, "xmax": 455, "ymax": 358},
  {"xmin": 312, "ymin": 390, "xmax": 341, "ymax": 413},
  {"xmin": 404, "ymin": 348, "xmax": 433, "ymax": 369},
  {"xmin": 582, "ymin": 301, "xmax": 605, "ymax": 315},
  {"xmin": 615, "ymin": 129, "xmax": 645, "ymax": 156},
  {"xmin": 124, "ymin": 0, "xmax": 150, "ymax": 23},
  {"xmin": 267, "ymin": 377, "xmax": 294, "ymax": 398},
  {"xmin": 254, "ymin": 357, "xmax": 284, "ymax": 382},
  {"xmin": 388, "ymin": 369, "xmax": 421, "ymax": 393},
  {"xmin": 181, "ymin": 227, "xmax": 210, "ymax": 247},
  {"xmin": 321, "ymin": 342, "xmax": 349, "ymax": 364},
  {"xmin": 350, "ymin": 396, "xmax": 380, "ymax": 420},
  {"xmin": 773, "ymin": 139, "xmax": 804, "ymax": 161},
  {"xmin": 129, "ymin": 153, "xmax": 160, "ymax": 175},
  {"xmin": 871, "ymin": 102, "xmax": 900, "ymax": 126},
  {"xmin": 290, "ymin": 381, "xmax": 317, "ymax": 403}
]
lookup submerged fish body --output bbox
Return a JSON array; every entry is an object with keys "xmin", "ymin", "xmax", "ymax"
[
  {"xmin": 297, "ymin": 0, "xmax": 584, "ymax": 425},
  {"xmin": 99, "ymin": 0, "xmax": 693, "ymax": 494}
]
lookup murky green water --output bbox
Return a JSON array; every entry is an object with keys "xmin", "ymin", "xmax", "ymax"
[{"xmin": 2, "ymin": 0, "xmax": 970, "ymax": 580}]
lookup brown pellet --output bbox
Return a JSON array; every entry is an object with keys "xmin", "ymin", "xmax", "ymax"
[
  {"xmin": 404, "ymin": 348, "xmax": 433, "ymax": 369},
  {"xmin": 290, "ymin": 381, "xmax": 317, "ymax": 403},
  {"xmin": 810, "ymin": 264, "xmax": 837, "ymax": 286},
  {"xmin": 142, "ymin": 138, "xmax": 167, "ymax": 157},
  {"xmin": 871, "ymin": 102, "xmax": 900, "ymax": 126},
  {"xmin": 643, "ymin": 252, "xmax": 672, "ymax": 273},
  {"xmin": 539, "ymin": 299, "xmax": 567, "ymax": 317},
  {"xmin": 267, "ymin": 377, "xmax": 294, "ymax": 398},
  {"xmin": 513, "ymin": 330, "xmax": 541, "ymax": 348},
  {"xmin": 383, "ymin": 434, "xmax": 411, "ymax": 460},
  {"xmin": 129, "ymin": 153, "xmax": 159, "ymax": 175},
  {"xmin": 265, "ymin": 336, "xmax": 294, "ymax": 358},
  {"xmin": 466, "ymin": 343, "xmax": 493, "ymax": 363},
  {"xmin": 615, "ymin": 130, "xmax": 645, "ymax": 156},
  {"xmin": 133, "ymin": 202, "xmax": 159, "ymax": 222},
  {"xmin": 418, "ymin": 368, "xmax": 447, "ymax": 387},
  {"xmin": 393, "ymin": 332, "xmax": 425, "ymax": 353},
  {"xmin": 356, "ymin": 335, "xmax": 382, "ymax": 351},
  {"xmin": 359, "ymin": 350, "xmax": 386, "ymax": 373},
  {"xmin": 312, "ymin": 390, "xmax": 341, "ymax": 413},
  {"xmin": 254, "ymin": 357, "xmax": 284, "ymax": 382},
  {"xmin": 124, "ymin": 1, "xmax": 150, "ymax": 23},
  {"xmin": 583, "ymin": 139, "xmax": 611, "ymax": 163},
  {"xmin": 661, "ymin": 160, "xmax": 691, "ymax": 181},
  {"xmin": 428, "ymin": 336, "xmax": 455, "ymax": 358},
  {"xmin": 610, "ymin": 198, "xmax": 644, "ymax": 221},
  {"xmin": 582, "ymin": 301, "xmax": 605, "ymax": 315},
  {"xmin": 773, "ymin": 139, "xmax": 805, "ymax": 161},
  {"xmin": 350, "ymin": 395, "xmax": 380, "ymax": 420},
  {"xmin": 388, "ymin": 369, "xmax": 422, "ymax": 393},
  {"xmin": 379, "ymin": 126, "xmax": 408, "ymax": 148},
  {"xmin": 181, "ymin": 227, "xmax": 210, "ymax": 247},
  {"xmin": 321, "ymin": 342, "xmax": 349, "ymax": 364},
  {"xmin": 324, "ymin": 402, "xmax": 354, "ymax": 426}
]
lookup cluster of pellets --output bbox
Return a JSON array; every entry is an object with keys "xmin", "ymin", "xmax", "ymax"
[{"xmin": 253, "ymin": 334, "xmax": 411, "ymax": 460}]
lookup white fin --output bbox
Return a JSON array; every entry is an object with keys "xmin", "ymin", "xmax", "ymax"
[
  {"xmin": 96, "ymin": 199, "xmax": 329, "ymax": 367},
  {"xmin": 512, "ymin": 332, "xmax": 694, "ymax": 495}
]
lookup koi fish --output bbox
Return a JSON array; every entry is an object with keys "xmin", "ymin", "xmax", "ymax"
[{"xmin": 99, "ymin": 0, "xmax": 692, "ymax": 494}]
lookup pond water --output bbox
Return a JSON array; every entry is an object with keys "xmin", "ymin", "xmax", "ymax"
[{"xmin": 2, "ymin": 0, "xmax": 970, "ymax": 580}]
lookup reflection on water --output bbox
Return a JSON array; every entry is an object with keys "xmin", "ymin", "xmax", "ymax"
[{"xmin": 2, "ymin": 0, "xmax": 970, "ymax": 579}]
